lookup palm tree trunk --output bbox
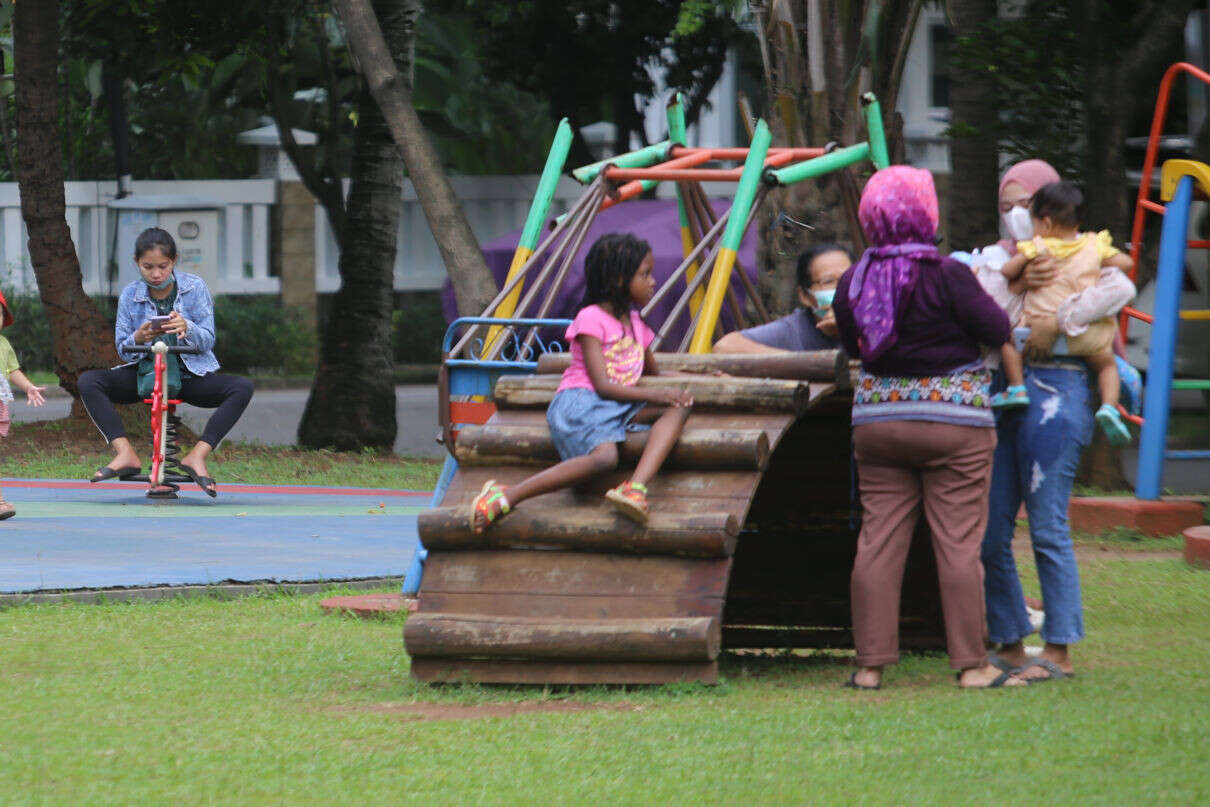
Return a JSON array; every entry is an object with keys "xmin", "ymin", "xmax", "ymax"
[
  {"xmin": 12, "ymin": 0, "xmax": 117, "ymax": 400},
  {"xmin": 297, "ymin": 0, "xmax": 414, "ymax": 451},
  {"xmin": 333, "ymin": 0, "xmax": 497, "ymax": 317}
]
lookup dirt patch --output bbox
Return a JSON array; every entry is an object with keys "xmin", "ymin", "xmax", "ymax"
[
  {"xmin": 1071, "ymin": 544, "xmax": 1182, "ymax": 562},
  {"xmin": 333, "ymin": 700, "xmax": 646, "ymax": 722},
  {"xmin": 5, "ymin": 408, "xmax": 182, "ymax": 460}
]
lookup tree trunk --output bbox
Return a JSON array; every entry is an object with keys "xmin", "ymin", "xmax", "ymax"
[
  {"xmin": 12, "ymin": 0, "xmax": 117, "ymax": 400},
  {"xmin": 297, "ymin": 0, "xmax": 414, "ymax": 451},
  {"xmin": 946, "ymin": 0, "xmax": 1000, "ymax": 252},
  {"xmin": 333, "ymin": 0, "xmax": 497, "ymax": 317}
]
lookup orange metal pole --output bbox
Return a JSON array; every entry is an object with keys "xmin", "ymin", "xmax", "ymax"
[
  {"xmin": 604, "ymin": 152, "xmax": 796, "ymax": 182},
  {"xmin": 1124, "ymin": 61, "xmax": 1210, "ymax": 339},
  {"xmin": 670, "ymin": 146, "xmax": 826, "ymax": 161}
]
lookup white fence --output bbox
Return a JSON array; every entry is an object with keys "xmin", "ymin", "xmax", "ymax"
[{"xmin": 0, "ymin": 175, "xmax": 588, "ymax": 297}]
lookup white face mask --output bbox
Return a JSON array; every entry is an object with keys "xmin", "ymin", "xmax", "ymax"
[{"xmin": 1002, "ymin": 205, "xmax": 1033, "ymax": 241}]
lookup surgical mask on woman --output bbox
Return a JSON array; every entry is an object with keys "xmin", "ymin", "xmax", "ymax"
[
  {"xmin": 1002, "ymin": 205, "xmax": 1033, "ymax": 241},
  {"xmin": 145, "ymin": 273, "xmax": 175, "ymax": 291},
  {"xmin": 811, "ymin": 288, "xmax": 836, "ymax": 318}
]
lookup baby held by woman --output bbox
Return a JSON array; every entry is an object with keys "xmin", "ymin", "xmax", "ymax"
[{"xmin": 992, "ymin": 181, "xmax": 1134, "ymax": 445}]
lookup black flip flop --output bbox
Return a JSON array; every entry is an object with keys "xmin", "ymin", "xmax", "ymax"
[
  {"xmin": 1018, "ymin": 658, "xmax": 1073, "ymax": 683},
  {"xmin": 957, "ymin": 670, "xmax": 1021, "ymax": 689},
  {"xmin": 178, "ymin": 464, "xmax": 218, "ymax": 498},
  {"xmin": 89, "ymin": 466, "xmax": 141, "ymax": 483},
  {"xmin": 844, "ymin": 672, "xmax": 881, "ymax": 691}
]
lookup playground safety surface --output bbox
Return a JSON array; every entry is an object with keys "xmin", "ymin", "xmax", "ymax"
[{"xmin": 0, "ymin": 479, "xmax": 426, "ymax": 595}]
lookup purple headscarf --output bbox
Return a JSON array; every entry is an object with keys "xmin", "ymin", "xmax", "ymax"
[{"xmin": 847, "ymin": 166, "xmax": 941, "ymax": 363}]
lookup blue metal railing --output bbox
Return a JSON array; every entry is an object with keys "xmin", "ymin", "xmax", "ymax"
[{"xmin": 401, "ymin": 316, "xmax": 572, "ymax": 596}]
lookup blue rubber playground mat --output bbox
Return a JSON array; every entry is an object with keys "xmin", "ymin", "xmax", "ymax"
[{"xmin": 0, "ymin": 479, "xmax": 429, "ymax": 593}]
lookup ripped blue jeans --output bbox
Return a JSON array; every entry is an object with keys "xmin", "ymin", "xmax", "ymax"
[{"xmin": 982, "ymin": 363, "xmax": 1093, "ymax": 645}]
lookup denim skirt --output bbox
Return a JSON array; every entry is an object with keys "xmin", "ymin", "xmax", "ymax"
[{"xmin": 546, "ymin": 387, "xmax": 648, "ymax": 460}]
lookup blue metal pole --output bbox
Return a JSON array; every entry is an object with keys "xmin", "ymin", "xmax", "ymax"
[
  {"xmin": 401, "ymin": 453, "xmax": 459, "ymax": 596},
  {"xmin": 1136, "ymin": 174, "xmax": 1191, "ymax": 500}
]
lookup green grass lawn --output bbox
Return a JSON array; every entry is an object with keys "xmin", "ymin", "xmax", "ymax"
[
  {"xmin": 3, "ymin": 549, "xmax": 1208, "ymax": 804},
  {"xmin": 2, "ymin": 417, "xmax": 443, "ymax": 490}
]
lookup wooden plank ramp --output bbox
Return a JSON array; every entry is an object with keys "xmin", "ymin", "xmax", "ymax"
[{"xmin": 408, "ymin": 351, "xmax": 944, "ymax": 684}]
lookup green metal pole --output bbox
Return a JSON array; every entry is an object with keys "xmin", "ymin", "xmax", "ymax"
[
  {"xmin": 487, "ymin": 118, "xmax": 573, "ymax": 349},
  {"xmin": 667, "ymin": 93, "xmax": 706, "ymax": 315},
  {"xmin": 572, "ymin": 139, "xmax": 671, "ymax": 184},
  {"xmin": 861, "ymin": 92, "xmax": 890, "ymax": 170},
  {"xmin": 689, "ymin": 119, "xmax": 771, "ymax": 353},
  {"xmin": 768, "ymin": 142, "xmax": 871, "ymax": 185}
]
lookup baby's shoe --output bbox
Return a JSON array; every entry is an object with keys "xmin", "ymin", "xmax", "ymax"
[
  {"xmin": 990, "ymin": 385, "xmax": 1030, "ymax": 409},
  {"xmin": 606, "ymin": 480, "xmax": 649, "ymax": 524},
  {"xmin": 0, "ymin": 499, "xmax": 14, "ymax": 521},
  {"xmin": 1095, "ymin": 403, "xmax": 1132, "ymax": 446}
]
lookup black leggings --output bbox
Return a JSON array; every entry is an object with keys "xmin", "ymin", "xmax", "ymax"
[{"xmin": 78, "ymin": 366, "xmax": 254, "ymax": 449}]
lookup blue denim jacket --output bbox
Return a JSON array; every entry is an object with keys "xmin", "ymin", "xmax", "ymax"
[{"xmin": 115, "ymin": 271, "xmax": 220, "ymax": 375}]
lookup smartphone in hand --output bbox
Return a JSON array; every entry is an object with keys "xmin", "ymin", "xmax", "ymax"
[{"xmin": 148, "ymin": 315, "xmax": 173, "ymax": 333}]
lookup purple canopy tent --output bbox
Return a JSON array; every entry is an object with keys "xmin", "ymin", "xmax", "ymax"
[{"xmin": 441, "ymin": 198, "xmax": 760, "ymax": 350}]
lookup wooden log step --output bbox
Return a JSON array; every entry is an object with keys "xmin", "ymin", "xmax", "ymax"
[
  {"xmin": 454, "ymin": 423, "xmax": 770, "ymax": 470},
  {"xmin": 482, "ymin": 409, "xmax": 798, "ymax": 454},
  {"xmin": 536, "ymin": 349, "xmax": 848, "ymax": 385},
  {"xmin": 418, "ymin": 505, "xmax": 738, "ymax": 557},
  {"xmin": 444, "ymin": 466, "xmax": 764, "ymax": 507},
  {"xmin": 409, "ymin": 658, "xmax": 719, "ymax": 685},
  {"xmin": 419, "ymin": 551, "xmax": 730, "ymax": 599},
  {"xmin": 405, "ymin": 613, "xmax": 721, "ymax": 661},
  {"xmin": 493, "ymin": 374, "xmax": 811, "ymax": 414}
]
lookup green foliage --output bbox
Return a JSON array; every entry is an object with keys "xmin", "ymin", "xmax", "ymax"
[
  {"xmin": 447, "ymin": 0, "xmax": 745, "ymax": 152},
  {"xmin": 390, "ymin": 291, "xmax": 445, "ymax": 364},
  {"xmin": 0, "ymin": 295, "xmax": 116, "ymax": 372},
  {"xmin": 949, "ymin": 3, "xmax": 1086, "ymax": 179},
  {"xmin": 211, "ymin": 295, "xmax": 317, "ymax": 375}
]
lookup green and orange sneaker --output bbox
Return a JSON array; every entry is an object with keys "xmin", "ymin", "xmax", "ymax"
[
  {"xmin": 606, "ymin": 480, "xmax": 649, "ymax": 524},
  {"xmin": 470, "ymin": 479, "xmax": 510, "ymax": 533}
]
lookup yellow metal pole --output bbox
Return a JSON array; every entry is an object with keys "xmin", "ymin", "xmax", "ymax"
[{"xmin": 688, "ymin": 120, "xmax": 771, "ymax": 354}]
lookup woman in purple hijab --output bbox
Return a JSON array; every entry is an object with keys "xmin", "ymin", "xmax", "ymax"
[{"xmin": 832, "ymin": 166, "xmax": 1021, "ymax": 690}]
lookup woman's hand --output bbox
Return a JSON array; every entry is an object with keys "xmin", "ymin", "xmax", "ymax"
[
  {"xmin": 162, "ymin": 311, "xmax": 187, "ymax": 337},
  {"xmin": 1022, "ymin": 255, "xmax": 1059, "ymax": 290},
  {"xmin": 815, "ymin": 310, "xmax": 839, "ymax": 338},
  {"xmin": 1022, "ymin": 315, "xmax": 1060, "ymax": 362},
  {"xmin": 133, "ymin": 321, "xmax": 155, "ymax": 344},
  {"xmin": 651, "ymin": 388, "xmax": 694, "ymax": 408}
]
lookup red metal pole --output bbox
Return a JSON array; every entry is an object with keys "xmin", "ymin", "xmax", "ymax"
[{"xmin": 1124, "ymin": 62, "xmax": 1210, "ymax": 339}]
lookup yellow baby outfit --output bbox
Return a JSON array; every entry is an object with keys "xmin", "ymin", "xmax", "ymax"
[{"xmin": 1016, "ymin": 230, "xmax": 1119, "ymax": 355}]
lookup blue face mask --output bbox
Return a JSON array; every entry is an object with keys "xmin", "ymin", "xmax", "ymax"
[
  {"xmin": 145, "ymin": 272, "xmax": 175, "ymax": 291},
  {"xmin": 811, "ymin": 288, "xmax": 835, "ymax": 318}
]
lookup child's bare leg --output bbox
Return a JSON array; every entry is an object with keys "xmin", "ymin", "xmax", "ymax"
[
  {"xmin": 1000, "ymin": 343, "xmax": 1025, "ymax": 389},
  {"xmin": 503, "ymin": 442, "xmax": 619, "ymax": 508},
  {"xmin": 1087, "ymin": 349, "xmax": 1119, "ymax": 408},
  {"xmin": 630, "ymin": 405, "xmax": 690, "ymax": 487}
]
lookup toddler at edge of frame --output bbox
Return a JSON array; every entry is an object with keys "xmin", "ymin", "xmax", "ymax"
[
  {"xmin": 471, "ymin": 232, "xmax": 695, "ymax": 532},
  {"xmin": 0, "ymin": 288, "xmax": 48, "ymax": 521}
]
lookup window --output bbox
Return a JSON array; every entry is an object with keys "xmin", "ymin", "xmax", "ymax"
[{"xmin": 930, "ymin": 25, "xmax": 950, "ymax": 108}]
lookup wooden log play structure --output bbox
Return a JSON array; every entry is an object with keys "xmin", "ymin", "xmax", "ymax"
[{"xmin": 405, "ymin": 95, "xmax": 947, "ymax": 684}]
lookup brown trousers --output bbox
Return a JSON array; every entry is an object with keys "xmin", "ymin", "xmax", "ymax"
[{"xmin": 850, "ymin": 420, "xmax": 996, "ymax": 670}]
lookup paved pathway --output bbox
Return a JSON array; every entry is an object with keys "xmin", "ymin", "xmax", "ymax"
[
  {"xmin": 0, "ymin": 479, "xmax": 425, "ymax": 593},
  {"xmin": 15, "ymin": 385, "xmax": 444, "ymax": 458}
]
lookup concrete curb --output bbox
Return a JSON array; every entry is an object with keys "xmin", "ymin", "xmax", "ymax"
[
  {"xmin": 0, "ymin": 576, "xmax": 402, "ymax": 607},
  {"xmin": 1185, "ymin": 525, "xmax": 1210, "ymax": 569},
  {"xmin": 1069, "ymin": 496, "xmax": 1205, "ymax": 537}
]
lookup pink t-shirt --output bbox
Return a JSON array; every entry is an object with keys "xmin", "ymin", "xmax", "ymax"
[{"xmin": 556, "ymin": 305, "xmax": 655, "ymax": 393}]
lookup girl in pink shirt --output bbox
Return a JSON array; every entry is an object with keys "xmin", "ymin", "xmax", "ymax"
[{"xmin": 472, "ymin": 234, "xmax": 693, "ymax": 531}]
